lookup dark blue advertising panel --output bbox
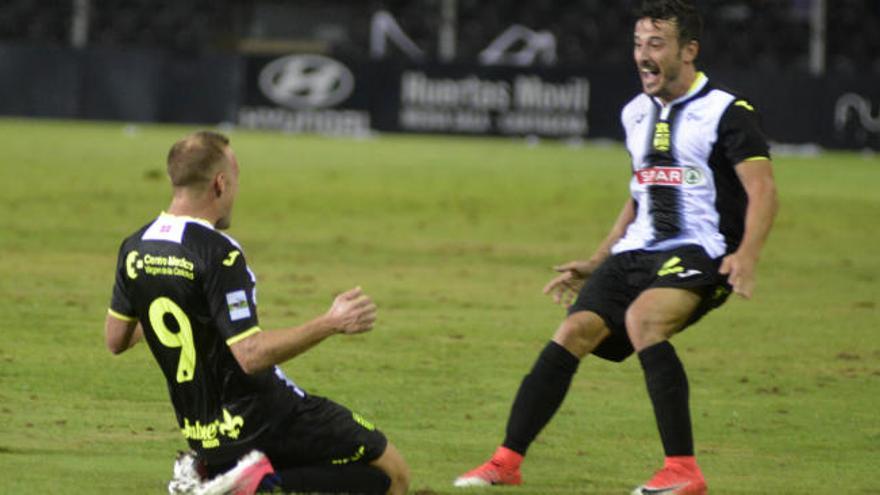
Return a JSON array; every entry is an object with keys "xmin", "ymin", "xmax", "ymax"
[
  {"xmin": 711, "ymin": 70, "xmax": 880, "ymax": 151},
  {"xmin": 238, "ymin": 54, "xmax": 880, "ymax": 150},
  {"xmin": 237, "ymin": 54, "xmax": 639, "ymax": 140},
  {"xmin": 0, "ymin": 43, "xmax": 878, "ymax": 150}
]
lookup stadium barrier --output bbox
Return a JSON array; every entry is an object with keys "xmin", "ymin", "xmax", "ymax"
[{"xmin": 1, "ymin": 44, "xmax": 878, "ymax": 150}]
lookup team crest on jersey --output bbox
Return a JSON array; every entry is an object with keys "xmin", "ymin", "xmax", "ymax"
[{"xmin": 683, "ymin": 166, "xmax": 706, "ymax": 185}]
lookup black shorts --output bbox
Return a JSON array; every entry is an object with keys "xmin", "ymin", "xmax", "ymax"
[
  {"xmin": 568, "ymin": 245, "xmax": 732, "ymax": 362},
  {"xmin": 258, "ymin": 395, "xmax": 388, "ymax": 470}
]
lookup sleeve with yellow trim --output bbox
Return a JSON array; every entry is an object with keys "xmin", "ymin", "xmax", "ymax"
[
  {"xmin": 109, "ymin": 238, "xmax": 137, "ymax": 321},
  {"xmin": 202, "ymin": 239, "xmax": 260, "ymax": 345},
  {"xmin": 718, "ymin": 98, "xmax": 772, "ymax": 166}
]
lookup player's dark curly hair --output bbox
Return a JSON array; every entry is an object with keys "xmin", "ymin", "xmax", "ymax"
[{"xmin": 636, "ymin": 0, "xmax": 703, "ymax": 44}]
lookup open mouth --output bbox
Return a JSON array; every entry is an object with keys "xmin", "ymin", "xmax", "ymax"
[{"xmin": 640, "ymin": 65, "xmax": 660, "ymax": 86}]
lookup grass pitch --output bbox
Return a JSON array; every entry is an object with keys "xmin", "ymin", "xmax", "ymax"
[{"xmin": 0, "ymin": 118, "xmax": 877, "ymax": 494}]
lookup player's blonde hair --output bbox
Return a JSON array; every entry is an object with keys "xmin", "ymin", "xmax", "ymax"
[{"xmin": 166, "ymin": 131, "xmax": 231, "ymax": 188}]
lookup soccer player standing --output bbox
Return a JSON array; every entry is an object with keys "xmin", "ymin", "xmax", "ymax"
[
  {"xmin": 455, "ymin": 1, "xmax": 778, "ymax": 493},
  {"xmin": 104, "ymin": 131, "xmax": 409, "ymax": 495}
]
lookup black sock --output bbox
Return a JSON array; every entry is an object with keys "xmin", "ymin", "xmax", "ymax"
[
  {"xmin": 638, "ymin": 341, "xmax": 694, "ymax": 456},
  {"xmin": 502, "ymin": 340, "xmax": 580, "ymax": 455},
  {"xmin": 274, "ymin": 464, "xmax": 390, "ymax": 494}
]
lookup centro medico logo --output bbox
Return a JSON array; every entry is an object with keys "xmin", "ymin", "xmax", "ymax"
[{"xmin": 258, "ymin": 54, "xmax": 355, "ymax": 110}]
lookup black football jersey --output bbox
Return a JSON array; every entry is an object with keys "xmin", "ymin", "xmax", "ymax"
[{"xmin": 109, "ymin": 213, "xmax": 305, "ymax": 463}]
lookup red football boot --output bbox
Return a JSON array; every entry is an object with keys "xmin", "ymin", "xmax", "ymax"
[{"xmin": 454, "ymin": 446, "xmax": 523, "ymax": 487}]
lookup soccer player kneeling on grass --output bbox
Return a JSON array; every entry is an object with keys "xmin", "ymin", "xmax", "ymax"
[
  {"xmin": 454, "ymin": 1, "xmax": 778, "ymax": 494},
  {"xmin": 104, "ymin": 131, "xmax": 409, "ymax": 495}
]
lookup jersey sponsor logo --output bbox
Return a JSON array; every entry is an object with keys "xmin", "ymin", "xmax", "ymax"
[
  {"xmin": 222, "ymin": 250, "xmax": 241, "ymax": 267},
  {"xmin": 636, "ymin": 166, "xmax": 705, "ymax": 187},
  {"xmin": 126, "ymin": 250, "xmax": 141, "ymax": 279},
  {"xmin": 125, "ymin": 251, "xmax": 195, "ymax": 280},
  {"xmin": 226, "ymin": 290, "xmax": 252, "ymax": 321},
  {"xmin": 637, "ymin": 167, "xmax": 682, "ymax": 186},
  {"xmin": 180, "ymin": 408, "xmax": 245, "ymax": 449}
]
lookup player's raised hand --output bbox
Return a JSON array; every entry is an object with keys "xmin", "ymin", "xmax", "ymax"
[
  {"xmin": 543, "ymin": 260, "xmax": 596, "ymax": 306},
  {"xmin": 327, "ymin": 287, "xmax": 377, "ymax": 334}
]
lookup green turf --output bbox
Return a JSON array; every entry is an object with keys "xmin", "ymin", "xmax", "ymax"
[{"xmin": 0, "ymin": 118, "xmax": 877, "ymax": 494}]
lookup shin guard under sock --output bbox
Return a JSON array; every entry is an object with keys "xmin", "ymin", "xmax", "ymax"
[
  {"xmin": 502, "ymin": 340, "xmax": 580, "ymax": 455},
  {"xmin": 638, "ymin": 341, "xmax": 694, "ymax": 456}
]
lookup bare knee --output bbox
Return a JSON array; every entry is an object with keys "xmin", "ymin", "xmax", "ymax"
[
  {"xmin": 372, "ymin": 442, "xmax": 409, "ymax": 495},
  {"xmin": 625, "ymin": 304, "xmax": 689, "ymax": 352},
  {"xmin": 625, "ymin": 307, "xmax": 665, "ymax": 352},
  {"xmin": 625, "ymin": 288, "xmax": 702, "ymax": 352},
  {"xmin": 552, "ymin": 311, "xmax": 610, "ymax": 358}
]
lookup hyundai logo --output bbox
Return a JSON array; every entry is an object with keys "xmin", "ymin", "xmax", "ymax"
[{"xmin": 258, "ymin": 55, "xmax": 355, "ymax": 110}]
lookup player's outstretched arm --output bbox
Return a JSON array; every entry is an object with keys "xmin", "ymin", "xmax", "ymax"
[
  {"xmin": 719, "ymin": 159, "xmax": 778, "ymax": 299},
  {"xmin": 229, "ymin": 287, "xmax": 377, "ymax": 374},
  {"xmin": 544, "ymin": 198, "xmax": 635, "ymax": 306}
]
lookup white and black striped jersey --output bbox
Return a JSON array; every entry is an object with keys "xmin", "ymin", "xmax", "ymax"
[{"xmin": 612, "ymin": 72, "xmax": 770, "ymax": 259}]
